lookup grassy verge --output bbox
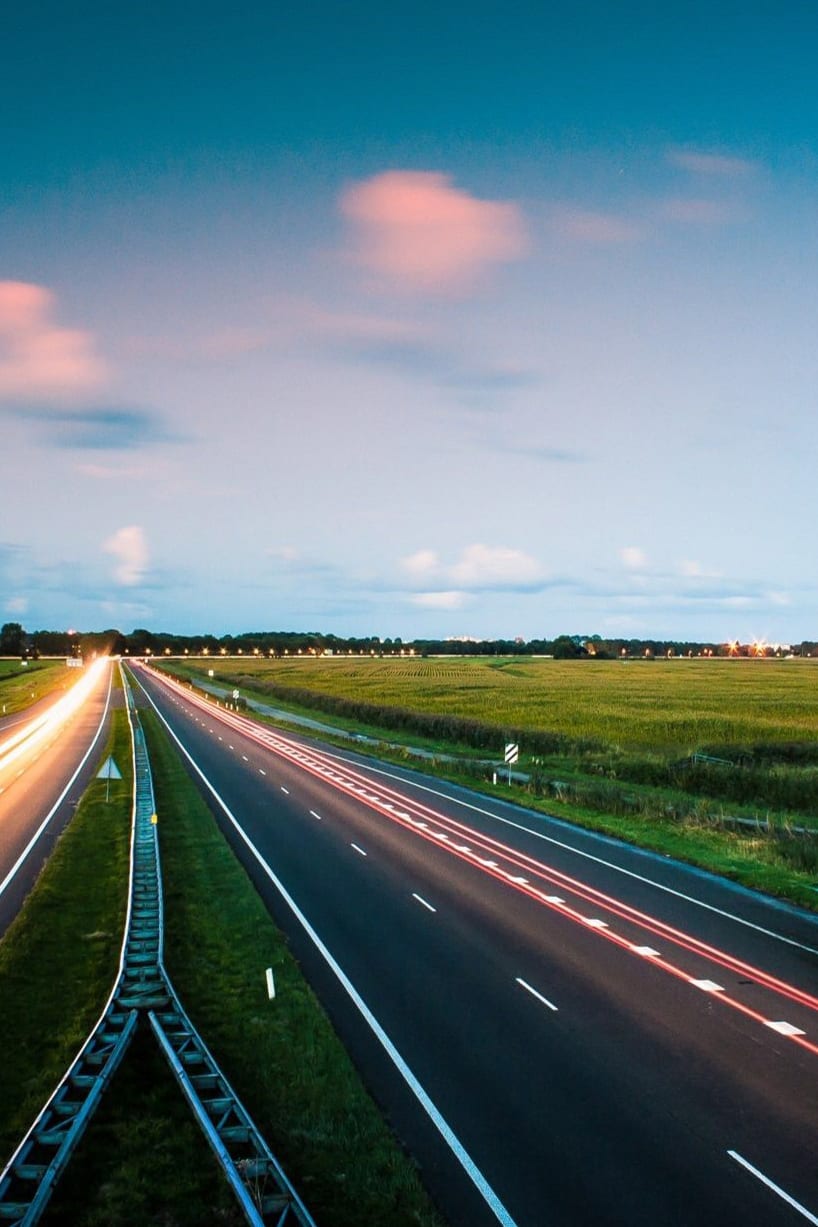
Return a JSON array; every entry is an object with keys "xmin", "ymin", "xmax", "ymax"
[
  {"xmin": 142, "ymin": 709, "xmax": 448, "ymax": 1227},
  {"xmin": 0, "ymin": 659, "xmax": 70, "ymax": 716},
  {"xmin": 0, "ymin": 711, "xmax": 132, "ymax": 1161}
]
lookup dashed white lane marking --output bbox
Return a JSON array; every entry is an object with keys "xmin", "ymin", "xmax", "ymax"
[
  {"xmin": 228, "ymin": 744, "xmax": 234, "ymax": 750},
  {"xmin": 691, "ymin": 979, "xmax": 724, "ymax": 993},
  {"xmin": 728, "ymin": 1151, "xmax": 818, "ymax": 1225},
  {"xmin": 218, "ymin": 736, "xmax": 223, "ymax": 740},
  {"xmin": 632, "ymin": 946, "xmax": 662, "ymax": 958},
  {"xmin": 309, "ymin": 810, "xmax": 323, "ymax": 821},
  {"xmin": 259, "ymin": 768, "xmax": 266, "ymax": 775},
  {"xmin": 510, "ymin": 876, "xmax": 529, "ymax": 885},
  {"xmin": 242, "ymin": 755, "xmax": 248, "ymax": 761},
  {"xmin": 544, "ymin": 895, "xmax": 565, "ymax": 904},
  {"xmin": 412, "ymin": 893, "xmax": 437, "ymax": 912},
  {"xmin": 351, "ymin": 843, "xmax": 367, "ymax": 857},
  {"xmin": 516, "ymin": 978, "xmax": 558, "ymax": 1012},
  {"xmin": 280, "ymin": 786, "xmax": 289, "ymax": 795},
  {"xmin": 765, "ymin": 1020, "xmax": 806, "ymax": 1037},
  {"xmin": 584, "ymin": 918, "xmax": 609, "ymax": 929}
]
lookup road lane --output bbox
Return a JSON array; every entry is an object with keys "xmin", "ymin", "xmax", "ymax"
[
  {"xmin": 0, "ymin": 658, "xmax": 116, "ymax": 936},
  {"xmin": 132, "ymin": 663, "xmax": 818, "ymax": 1227}
]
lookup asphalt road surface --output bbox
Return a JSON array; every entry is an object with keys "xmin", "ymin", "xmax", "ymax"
[
  {"xmin": 130, "ymin": 662, "xmax": 818, "ymax": 1227},
  {"xmin": 0, "ymin": 658, "xmax": 116, "ymax": 937}
]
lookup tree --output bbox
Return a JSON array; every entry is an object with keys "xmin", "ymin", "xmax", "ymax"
[{"xmin": 0, "ymin": 622, "xmax": 25, "ymax": 656}]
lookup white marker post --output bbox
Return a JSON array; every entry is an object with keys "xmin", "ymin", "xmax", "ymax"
[{"xmin": 265, "ymin": 967, "xmax": 276, "ymax": 1000}]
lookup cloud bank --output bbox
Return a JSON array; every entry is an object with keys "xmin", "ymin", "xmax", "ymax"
[{"xmin": 0, "ymin": 281, "xmax": 106, "ymax": 400}]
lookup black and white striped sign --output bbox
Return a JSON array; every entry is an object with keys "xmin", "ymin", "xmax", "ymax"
[{"xmin": 504, "ymin": 742, "xmax": 519, "ymax": 764}]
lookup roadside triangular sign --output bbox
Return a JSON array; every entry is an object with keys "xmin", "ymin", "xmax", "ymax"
[{"xmin": 97, "ymin": 756, "xmax": 123, "ymax": 780}]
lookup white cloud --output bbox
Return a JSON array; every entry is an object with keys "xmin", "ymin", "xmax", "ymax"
[
  {"xmin": 4, "ymin": 596, "xmax": 28, "ymax": 614},
  {"xmin": 104, "ymin": 525, "xmax": 149, "ymax": 587},
  {"xmin": 450, "ymin": 543, "xmax": 543, "ymax": 588},
  {"xmin": 409, "ymin": 590, "xmax": 469, "ymax": 610},
  {"xmin": 401, "ymin": 549, "xmax": 441, "ymax": 579},
  {"xmin": 620, "ymin": 546, "xmax": 648, "ymax": 570},
  {"xmin": 679, "ymin": 559, "xmax": 722, "ymax": 579}
]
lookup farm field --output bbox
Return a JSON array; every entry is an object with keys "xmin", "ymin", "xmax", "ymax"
[
  {"xmin": 0, "ymin": 658, "xmax": 72, "ymax": 716},
  {"xmin": 171, "ymin": 655, "xmax": 818, "ymax": 755}
]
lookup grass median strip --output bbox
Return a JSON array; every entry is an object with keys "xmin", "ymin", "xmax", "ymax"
[{"xmin": 0, "ymin": 710, "xmax": 131, "ymax": 1162}]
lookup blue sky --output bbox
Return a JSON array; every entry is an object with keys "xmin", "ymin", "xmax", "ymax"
[{"xmin": 2, "ymin": 2, "xmax": 817, "ymax": 642}]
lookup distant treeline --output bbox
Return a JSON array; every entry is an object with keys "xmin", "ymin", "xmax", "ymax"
[{"xmin": 2, "ymin": 621, "xmax": 815, "ymax": 661}]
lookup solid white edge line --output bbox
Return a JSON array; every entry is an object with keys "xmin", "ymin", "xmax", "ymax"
[
  {"xmin": 132, "ymin": 668, "xmax": 520, "ymax": 1227},
  {"xmin": 728, "ymin": 1150, "xmax": 818, "ymax": 1225},
  {"xmin": 412, "ymin": 893, "xmax": 437, "ymax": 913},
  {"xmin": 0, "ymin": 664, "xmax": 114, "ymax": 898},
  {"xmin": 328, "ymin": 756, "xmax": 818, "ymax": 956},
  {"xmin": 515, "ymin": 977, "xmax": 558, "ymax": 1012}
]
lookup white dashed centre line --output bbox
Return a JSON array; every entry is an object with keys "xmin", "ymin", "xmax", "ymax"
[
  {"xmin": 259, "ymin": 768, "xmax": 266, "ymax": 775},
  {"xmin": 516, "ymin": 978, "xmax": 558, "ymax": 1012},
  {"xmin": 242, "ymin": 755, "xmax": 248, "ymax": 761},
  {"xmin": 412, "ymin": 894, "xmax": 437, "ymax": 913},
  {"xmin": 280, "ymin": 786, "xmax": 289, "ymax": 795},
  {"xmin": 766, "ymin": 1020, "xmax": 806, "ymax": 1037},
  {"xmin": 309, "ymin": 810, "xmax": 323, "ymax": 821},
  {"xmin": 690, "ymin": 979, "xmax": 724, "ymax": 993},
  {"xmin": 632, "ymin": 946, "xmax": 662, "ymax": 958},
  {"xmin": 351, "ymin": 843, "xmax": 367, "ymax": 857}
]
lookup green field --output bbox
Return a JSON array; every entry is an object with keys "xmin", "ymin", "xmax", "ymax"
[
  {"xmin": 170, "ymin": 654, "xmax": 818, "ymax": 754},
  {"xmin": 0, "ymin": 659, "xmax": 72, "ymax": 716}
]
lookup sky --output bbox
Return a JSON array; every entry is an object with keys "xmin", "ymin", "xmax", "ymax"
[{"xmin": 2, "ymin": 2, "xmax": 818, "ymax": 642}]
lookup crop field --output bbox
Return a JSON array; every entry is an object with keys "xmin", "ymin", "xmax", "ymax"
[
  {"xmin": 180, "ymin": 655, "xmax": 818, "ymax": 755},
  {"xmin": 0, "ymin": 659, "xmax": 70, "ymax": 715}
]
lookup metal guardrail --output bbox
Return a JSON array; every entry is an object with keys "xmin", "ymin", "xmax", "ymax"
[{"xmin": 0, "ymin": 667, "xmax": 315, "ymax": 1227}]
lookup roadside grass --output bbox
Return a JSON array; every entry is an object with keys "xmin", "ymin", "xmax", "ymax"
[
  {"xmin": 0, "ymin": 659, "xmax": 70, "ymax": 716},
  {"xmin": 161, "ymin": 663, "xmax": 818, "ymax": 912},
  {"xmin": 0, "ymin": 711, "xmax": 132, "ymax": 1163},
  {"xmin": 141, "ymin": 709, "xmax": 448, "ymax": 1227}
]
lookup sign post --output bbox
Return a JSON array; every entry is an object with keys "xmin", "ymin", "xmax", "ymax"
[{"xmin": 97, "ymin": 756, "xmax": 123, "ymax": 802}]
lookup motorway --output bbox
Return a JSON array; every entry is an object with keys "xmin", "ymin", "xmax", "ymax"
[
  {"xmin": 130, "ymin": 662, "xmax": 818, "ymax": 1227},
  {"xmin": 0, "ymin": 658, "xmax": 116, "ymax": 937}
]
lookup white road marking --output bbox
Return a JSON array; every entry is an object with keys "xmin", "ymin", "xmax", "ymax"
[
  {"xmin": 242, "ymin": 755, "xmax": 248, "ymax": 761},
  {"xmin": 280, "ymin": 786, "xmax": 289, "ymax": 795},
  {"xmin": 728, "ymin": 1151, "xmax": 818, "ymax": 1224},
  {"xmin": 765, "ymin": 1020, "xmax": 806, "ymax": 1037},
  {"xmin": 544, "ymin": 895, "xmax": 565, "ymax": 904},
  {"xmin": 509, "ymin": 876, "xmax": 529, "ymax": 885},
  {"xmin": 690, "ymin": 979, "xmax": 724, "ymax": 993},
  {"xmin": 341, "ymin": 762, "xmax": 818, "ymax": 957},
  {"xmin": 412, "ymin": 893, "xmax": 437, "ymax": 912},
  {"xmin": 516, "ymin": 978, "xmax": 558, "ymax": 1012},
  {"xmin": 632, "ymin": 946, "xmax": 662, "ymax": 957},
  {"xmin": 309, "ymin": 810, "xmax": 323, "ymax": 821},
  {"xmin": 351, "ymin": 843, "xmax": 367, "ymax": 857},
  {"xmin": 584, "ymin": 918, "xmax": 609, "ymax": 928},
  {"xmin": 259, "ymin": 768, "xmax": 266, "ymax": 775}
]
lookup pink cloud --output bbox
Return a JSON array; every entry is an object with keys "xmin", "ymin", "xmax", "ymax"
[
  {"xmin": 340, "ymin": 171, "xmax": 527, "ymax": 293},
  {"xmin": 667, "ymin": 150, "xmax": 756, "ymax": 177},
  {"xmin": 553, "ymin": 208, "xmax": 642, "ymax": 244},
  {"xmin": 0, "ymin": 281, "xmax": 106, "ymax": 400},
  {"xmin": 659, "ymin": 197, "xmax": 743, "ymax": 225}
]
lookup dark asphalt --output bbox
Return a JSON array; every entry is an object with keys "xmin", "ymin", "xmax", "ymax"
[{"xmin": 131, "ymin": 663, "xmax": 818, "ymax": 1227}]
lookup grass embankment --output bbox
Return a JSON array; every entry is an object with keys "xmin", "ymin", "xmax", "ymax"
[
  {"xmin": 0, "ymin": 711, "xmax": 132, "ymax": 1161},
  {"xmin": 164, "ymin": 658, "xmax": 818, "ymax": 910},
  {"xmin": 2, "ymin": 699, "xmax": 446, "ymax": 1225},
  {"xmin": 0, "ymin": 659, "xmax": 70, "ymax": 717}
]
